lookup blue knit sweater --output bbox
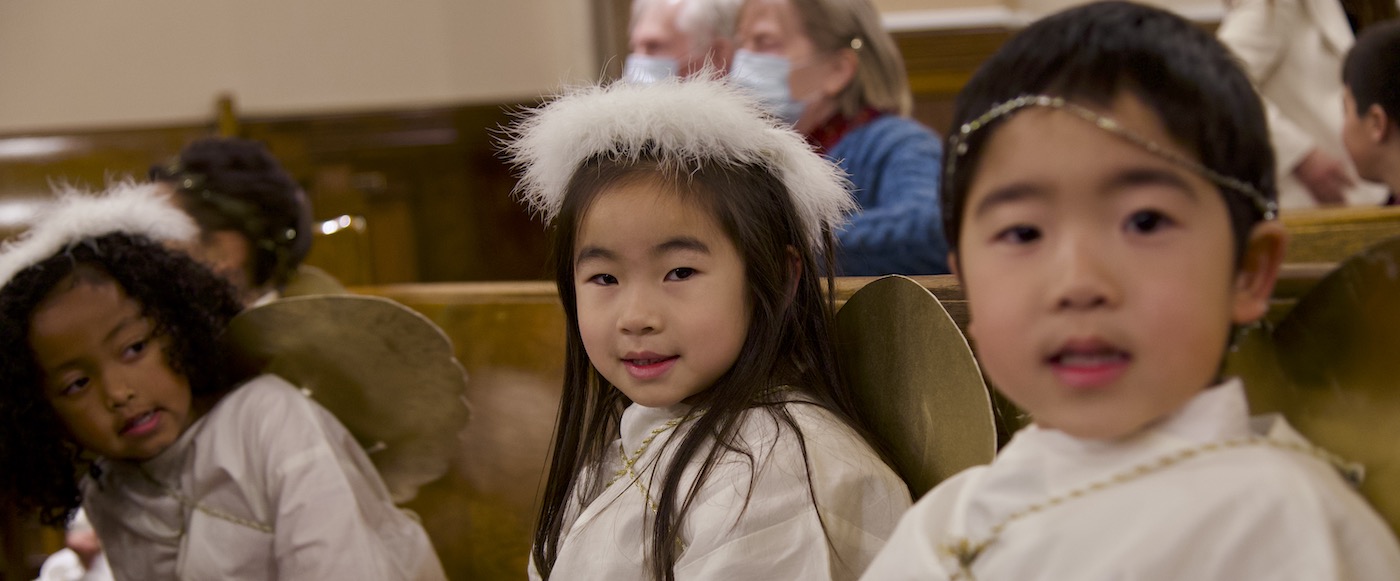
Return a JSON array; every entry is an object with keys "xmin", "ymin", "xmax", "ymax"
[{"xmin": 827, "ymin": 114, "xmax": 949, "ymax": 275}]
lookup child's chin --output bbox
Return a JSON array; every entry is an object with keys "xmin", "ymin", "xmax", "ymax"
[{"xmin": 122, "ymin": 436, "xmax": 179, "ymax": 462}]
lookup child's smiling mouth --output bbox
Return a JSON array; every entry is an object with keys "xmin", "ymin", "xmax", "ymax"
[
  {"xmin": 119, "ymin": 410, "xmax": 161, "ymax": 437},
  {"xmin": 623, "ymin": 352, "xmax": 679, "ymax": 380},
  {"xmin": 1048, "ymin": 339, "xmax": 1131, "ymax": 390}
]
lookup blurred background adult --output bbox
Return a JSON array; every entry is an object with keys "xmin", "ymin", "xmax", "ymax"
[
  {"xmin": 149, "ymin": 137, "xmax": 343, "ymax": 306},
  {"xmin": 1218, "ymin": 0, "xmax": 1398, "ymax": 209},
  {"xmin": 729, "ymin": 0, "xmax": 948, "ymax": 275},
  {"xmin": 623, "ymin": 0, "xmax": 742, "ymax": 83}
]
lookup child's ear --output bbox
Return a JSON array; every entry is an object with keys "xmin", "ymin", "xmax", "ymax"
[
  {"xmin": 1231, "ymin": 220, "xmax": 1289, "ymax": 325},
  {"xmin": 784, "ymin": 245, "xmax": 803, "ymax": 305},
  {"xmin": 1365, "ymin": 103, "xmax": 1393, "ymax": 143}
]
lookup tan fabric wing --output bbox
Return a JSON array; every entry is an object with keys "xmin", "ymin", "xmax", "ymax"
[
  {"xmin": 1226, "ymin": 235, "xmax": 1400, "ymax": 536},
  {"xmin": 227, "ymin": 295, "xmax": 471, "ymax": 504},
  {"xmin": 835, "ymin": 275, "xmax": 995, "ymax": 498}
]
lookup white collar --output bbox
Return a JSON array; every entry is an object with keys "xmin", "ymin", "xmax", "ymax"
[
  {"xmin": 619, "ymin": 401, "xmax": 695, "ymax": 452},
  {"xmin": 992, "ymin": 378, "xmax": 1253, "ymax": 496}
]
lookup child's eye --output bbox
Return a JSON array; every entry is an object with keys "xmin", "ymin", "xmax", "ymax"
[
  {"xmin": 995, "ymin": 225, "xmax": 1041, "ymax": 244},
  {"xmin": 59, "ymin": 377, "xmax": 90, "ymax": 397},
  {"xmin": 588, "ymin": 273, "xmax": 618, "ymax": 286},
  {"xmin": 665, "ymin": 268, "xmax": 696, "ymax": 281},
  {"xmin": 1125, "ymin": 210, "xmax": 1174, "ymax": 234},
  {"xmin": 122, "ymin": 338, "xmax": 150, "ymax": 360}
]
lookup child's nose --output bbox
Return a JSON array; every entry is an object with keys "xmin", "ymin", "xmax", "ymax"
[
  {"xmin": 100, "ymin": 374, "xmax": 136, "ymax": 409},
  {"xmin": 617, "ymin": 286, "xmax": 663, "ymax": 335},
  {"xmin": 1050, "ymin": 236, "xmax": 1119, "ymax": 311}
]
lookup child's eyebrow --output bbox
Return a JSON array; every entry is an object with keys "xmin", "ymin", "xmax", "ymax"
[
  {"xmin": 1105, "ymin": 167, "xmax": 1200, "ymax": 201},
  {"xmin": 105, "ymin": 315, "xmax": 146, "ymax": 344},
  {"xmin": 654, "ymin": 237, "xmax": 710, "ymax": 256},
  {"xmin": 575, "ymin": 245, "xmax": 617, "ymax": 267},
  {"xmin": 974, "ymin": 167, "xmax": 1200, "ymax": 218},
  {"xmin": 973, "ymin": 183, "xmax": 1046, "ymax": 218}
]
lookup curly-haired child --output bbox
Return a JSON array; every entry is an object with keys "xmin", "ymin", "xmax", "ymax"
[{"xmin": 0, "ymin": 183, "xmax": 445, "ymax": 580}]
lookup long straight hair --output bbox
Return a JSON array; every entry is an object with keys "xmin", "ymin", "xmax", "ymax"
[{"xmin": 531, "ymin": 155, "xmax": 880, "ymax": 580}]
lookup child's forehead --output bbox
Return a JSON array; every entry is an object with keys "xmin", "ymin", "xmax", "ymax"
[
  {"xmin": 579, "ymin": 179, "xmax": 720, "ymax": 237},
  {"xmin": 40, "ymin": 265, "xmax": 129, "ymax": 307},
  {"xmin": 975, "ymin": 93, "xmax": 1187, "ymax": 163},
  {"xmin": 970, "ymin": 96, "xmax": 1199, "ymax": 187},
  {"xmin": 956, "ymin": 93, "xmax": 1272, "ymax": 219}
]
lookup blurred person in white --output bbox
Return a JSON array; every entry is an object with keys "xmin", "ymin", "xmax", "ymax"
[
  {"xmin": 623, "ymin": 0, "xmax": 742, "ymax": 83},
  {"xmin": 1218, "ymin": 0, "xmax": 1398, "ymax": 209},
  {"xmin": 35, "ymin": 510, "xmax": 112, "ymax": 581}
]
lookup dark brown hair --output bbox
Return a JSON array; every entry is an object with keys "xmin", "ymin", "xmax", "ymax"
[
  {"xmin": 1344, "ymin": 19, "xmax": 1400, "ymax": 123},
  {"xmin": 943, "ymin": 1, "xmax": 1276, "ymax": 263},
  {"xmin": 150, "ymin": 137, "xmax": 311, "ymax": 290},
  {"xmin": 530, "ymin": 155, "xmax": 882, "ymax": 580},
  {"xmin": 0, "ymin": 234, "xmax": 244, "ymax": 527}
]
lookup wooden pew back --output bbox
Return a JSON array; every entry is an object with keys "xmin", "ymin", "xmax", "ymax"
[
  {"xmin": 354, "ymin": 267, "xmax": 1334, "ymax": 580},
  {"xmin": 1282, "ymin": 206, "xmax": 1400, "ymax": 264}
]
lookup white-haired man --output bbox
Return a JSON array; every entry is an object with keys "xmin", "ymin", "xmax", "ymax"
[{"xmin": 624, "ymin": 0, "xmax": 741, "ymax": 83}]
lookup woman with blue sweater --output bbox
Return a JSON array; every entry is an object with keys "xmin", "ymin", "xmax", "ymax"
[{"xmin": 730, "ymin": 0, "xmax": 947, "ymax": 275}]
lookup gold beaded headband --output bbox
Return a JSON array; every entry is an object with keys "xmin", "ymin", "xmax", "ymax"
[{"xmin": 946, "ymin": 95, "xmax": 1278, "ymax": 220}]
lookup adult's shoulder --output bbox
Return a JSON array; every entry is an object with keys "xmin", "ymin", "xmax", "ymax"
[
  {"xmin": 830, "ymin": 115, "xmax": 944, "ymax": 174},
  {"xmin": 839, "ymin": 115, "xmax": 942, "ymax": 149}
]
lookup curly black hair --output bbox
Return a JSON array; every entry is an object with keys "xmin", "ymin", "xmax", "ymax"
[
  {"xmin": 0, "ymin": 233, "xmax": 244, "ymax": 527},
  {"xmin": 150, "ymin": 137, "xmax": 312, "ymax": 290}
]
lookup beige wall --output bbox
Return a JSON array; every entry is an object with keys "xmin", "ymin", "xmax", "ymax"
[
  {"xmin": 0, "ymin": 0, "xmax": 595, "ymax": 133},
  {"xmin": 0, "ymin": 0, "xmax": 1223, "ymax": 134}
]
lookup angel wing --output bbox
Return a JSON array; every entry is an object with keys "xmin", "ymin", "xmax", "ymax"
[
  {"xmin": 226, "ymin": 295, "xmax": 471, "ymax": 504},
  {"xmin": 1226, "ymin": 235, "xmax": 1400, "ymax": 535},
  {"xmin": 834, "ymin": 275, "xmax": 996, "ymax": 498}
]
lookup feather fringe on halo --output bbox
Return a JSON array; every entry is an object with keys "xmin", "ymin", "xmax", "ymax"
[
  {"xmin": 501, "ymin": 76, "xmax": 856, "ymax": 250},
  {"xmin": 0, "ymin": 182, "xmax": 198, "ymax": 290}
]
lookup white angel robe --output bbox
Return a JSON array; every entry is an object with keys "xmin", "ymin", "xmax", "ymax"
[
  {"xmin": 861, "ymin": 379, "xmax": 1400, "ymax": 580},
  {"xmin": 532, "ymin": 398, "xmax": 912, "ymax": 580},
  {"xmin": 83, "ymin": 374, "xmax": 446, "ymax": 581}
]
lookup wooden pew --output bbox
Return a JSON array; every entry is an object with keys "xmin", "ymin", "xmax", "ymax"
[
  {"xmin": 353, "ymin": 265, "xmax": 1333, "ymax": 581},
  {"xmin": 1282, "ymin": 205, "xmax": 1400, "ymax": 264}
]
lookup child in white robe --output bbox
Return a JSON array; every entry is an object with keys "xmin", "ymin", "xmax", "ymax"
[
  {"xmin": 504, "ymin": 77, "xmax": 912, "ymax": 580},
  {"xmin": 862, "ymin": 2, "xmax": 1400, "ymax": 580},
  {"xmin": 0, "ymin": 184, "xmax": 446, "ymax": 581}
]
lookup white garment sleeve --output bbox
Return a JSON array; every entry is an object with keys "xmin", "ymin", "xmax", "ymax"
[
  {"xmin": 673, "ymin": 409, "xmax": 909, "ymax": 581},
  {"xmin": 1217, "ymin": 0, "xmax": 1317, "ymax": 172},
  {"xmin": 240, "ymin": 384, "xmax": 440, "ymax": 580}
]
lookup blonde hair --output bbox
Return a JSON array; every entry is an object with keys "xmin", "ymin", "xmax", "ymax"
[{"xmin": 789, "ymin": 0, "xmax": 912, "ymax": 117}]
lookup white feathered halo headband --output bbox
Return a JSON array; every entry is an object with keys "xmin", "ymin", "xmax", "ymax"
[
  {"xmin": 501, "ymin": 76, "xmax": 856, "ymax": 251},
  {"xmin": 0, "ymin": 182, "xmax": 198, "ymax": 292}
]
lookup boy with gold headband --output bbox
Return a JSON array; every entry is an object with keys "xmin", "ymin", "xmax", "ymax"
[{"xmin": 861, "ymin": 3, "xmax": 1400, "ymax": 579}]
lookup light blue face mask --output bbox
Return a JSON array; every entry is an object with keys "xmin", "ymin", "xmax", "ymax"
[
  {"xmin": 728, "ymin": 49, "xmax": 805, "ymax": 126},
  {"xmin": 622, "ymin": 54, "xmax": 678, "ymax": 85}
]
